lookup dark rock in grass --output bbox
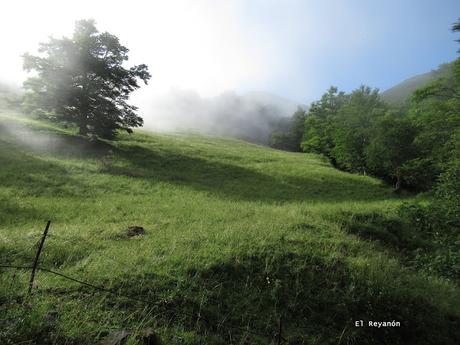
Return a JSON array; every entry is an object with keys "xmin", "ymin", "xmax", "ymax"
[
  {"xmin": 126, "ymin": 225, "xmax": 145, "ymax": 237},
  {"xmin": 142, "ymin": 328, "xmax": 163, "ymax": 345},
  {"xmin": 99, "ymin": 328, "xmax": 162, "ymax": 345},
  {"xmin": 99, "ymin": 330, "xmax": 130, "ymax": 345},
  {"xmin": 44, "ymin": 310, "xmax": 59, "ymax": 327}
]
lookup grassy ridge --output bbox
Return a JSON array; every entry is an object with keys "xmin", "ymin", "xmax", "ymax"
[{"xmin": 1, "ymin": 112, "xmax": 459, "ymax": 344}]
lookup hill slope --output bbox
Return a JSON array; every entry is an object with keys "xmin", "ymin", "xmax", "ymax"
[
  {"xmin": 1, "ymin": 112, "xmax": 459, "ymax": 344},
  {"xmin": 381, "ymin": 62, "xmax": 454, "ymax": 104}
]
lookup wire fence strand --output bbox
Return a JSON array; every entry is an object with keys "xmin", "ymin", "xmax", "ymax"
[{"xmin": 0, "ymin": 263, "xmax": 275, "ymax": 340}]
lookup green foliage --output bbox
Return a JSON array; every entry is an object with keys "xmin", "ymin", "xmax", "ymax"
[
  {"xmin": 22, "ymin": 19, "xmax": 151, "ymax": 139},
  {"xmin": 434, "ymin": 158, "xmax": 460, "ymax": 224},
  {"xmin": 365, "ymin": 111, "xmax": 417, "ymax": 188},
  {"xmin": 393, "ymin": 156, "xmax": 460, "ymax": 283},
  {"xmin": 302, "ymin": 86, "xmax": 345, "ymax": 158},
  {"xmin": 331, "ymin": 86, "xmax": 387, "ymax": 172},
  {"xmin": 302, "ymin": 85, "xmax": 398, "ymax": 176},
  {"xmin": 397, "ymin": 200, "xmax": 460, "ymax": 283},
  {"xmin": 338, "ymin": 202, "xmax": 459, "ymax": 285},
  {"xmin": 407, "ymin": 59, "xmax": 460, "ymax": 187},
  {"xmin": 399, "ymin": 158, "xmax": 438, "ymax": 191},
  {"xmin": 268, "ymin": 129, "xmax": 294, "ymax": 150},
  {"xmin": 290, "ymin": 107, "xmax": 307, "ymax": 149},
  {"xmin": 301, "ymin": 58, "xmax": 459, "ymax": 191}
]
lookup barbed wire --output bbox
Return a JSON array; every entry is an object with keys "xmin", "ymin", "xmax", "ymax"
[
  {"xmin": 1, "ymin": 220, "xmax": 286, "ymax": 343},
  {"xmin": 0, "ymin": 263, "xmax": 277, "ymax": 341}
]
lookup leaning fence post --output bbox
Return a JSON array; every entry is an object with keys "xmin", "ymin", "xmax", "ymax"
[
  {"xmin": 277, "ymin": 316, "xmax": 283, "ymax": 345},
  {"xmin": 28, "ymin": 220, "xmax": 51, "ymax": 295}
]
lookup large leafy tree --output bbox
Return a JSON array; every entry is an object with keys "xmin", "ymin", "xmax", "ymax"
[
  {"xmin": 330, "ymin": 86, "xmax": 386, "ymax": 173},
  {"xmin": 23, "ymin": 19, "xmax": 151, "ymax": 138},
  {"xmin": 302, "ymin": 86, "xmax": 387, "ymax": 173},
  {"xmin": 301, "ymin": 86, "xmax": 346, "ymax": 160},
  {"xmin": 407, "ymin": 37, "xmax": 460, "ymax": 189},
  {"xmin": 364, "ymin": 111, "xmax": 417, "ymax": 189},
  {"xmin": 289, "ymin": 107, "xmax": 307, "ymax": 151}
]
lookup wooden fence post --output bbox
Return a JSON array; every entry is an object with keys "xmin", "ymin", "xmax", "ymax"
[
  {"xmin": 277, "ymin": 317, "xmax": 283, "ymax": 345},
  {"xmin": 28, "ymin": 220, "xmax": 51, "ymax": 295}
]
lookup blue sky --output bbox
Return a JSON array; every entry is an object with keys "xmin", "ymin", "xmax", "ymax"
[
  {"xmin": 236, "ymin": 0, "xmax": 460, "ymax": 102},
  {"xmin": 1, "ymin": 0, "xmax": 459, "ymax": 105}
]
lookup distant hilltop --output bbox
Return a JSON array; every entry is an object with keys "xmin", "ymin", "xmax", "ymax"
[{"xmin": 381, "ymin": 61, "xmax": 454, "ymax": 104}]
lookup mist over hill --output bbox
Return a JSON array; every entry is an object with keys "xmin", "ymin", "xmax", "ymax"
[
  {"xmin": 0, "ymin": 81, "xmax": 21, "ymax": 109},
  {"xmin": 142, "ymin": 90, "xmax": 305, "ymax": 144},
  {"xmin": 0, "ymin": 81, "xmax": 21, "ymax": 98}
]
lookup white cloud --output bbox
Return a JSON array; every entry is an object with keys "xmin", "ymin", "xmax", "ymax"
[{"xmin": 0, "ymin": 0, "xmax": 272, "ymax": 97}]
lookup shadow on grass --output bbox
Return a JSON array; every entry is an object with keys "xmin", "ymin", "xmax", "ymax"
[
  {"xmin": 107, "ymin": 143, "xmax": 396, "ymax": 203},
  {"xmin": 189, "ymin": 253, "xmax": 458, "ymax": 344},
  {"xmin": 90, "ymin": 248, "xmax": 459, "ymax": 344},
  {"xmin": 0, "ymin": 141, "xmax": 93, "ymax": 199},
  {"xmin": 0, "ymin": 121, "xmax": 112, "ymax": 159},
  {"xmin": 1, "ymin": 121, "xmax": 397, "ymax": 203},
  {"xmin": 0, "ymin": 197, "xmax": 46, "ymax": 226},
  {"xmin": 335, "ymin": 211, "xmax": 460, "ymax": 284}
]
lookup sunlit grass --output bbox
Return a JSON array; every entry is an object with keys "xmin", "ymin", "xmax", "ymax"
[{"xmin": 1, "ymin": 112, "xmax": 459, "ymax": 344}]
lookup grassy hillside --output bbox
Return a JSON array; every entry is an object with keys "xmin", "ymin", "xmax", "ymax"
[
  {"xmin": 1, "ymin": 111, "xmax": 459, "ymax": 344},
  {"xmin": 381, "ymin": 62, "xmax": 454, "ymax": 104}
]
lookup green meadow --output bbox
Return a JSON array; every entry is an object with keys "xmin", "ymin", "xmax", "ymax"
[{"xmin": 1, "ymin": 111, "xmax": 459, "ymax": 344}]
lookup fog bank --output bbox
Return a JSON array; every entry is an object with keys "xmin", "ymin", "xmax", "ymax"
[{"xmin": 140, "ymin": 90, "xmax": 304, "ymax": 144}]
